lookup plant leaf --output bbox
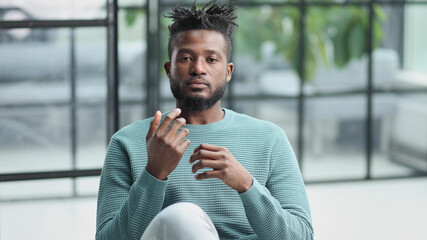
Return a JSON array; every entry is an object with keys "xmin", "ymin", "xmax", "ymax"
[
  {"xmin": 125, "ymin": 10, "xmax": 139, "ymax": 26},
  {"xmin": 348, "ymin": 22, "xmax": 366, "ymax": 59}
]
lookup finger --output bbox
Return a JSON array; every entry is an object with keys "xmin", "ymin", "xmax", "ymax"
[
  {"xmin": 166, "ymin": 117, "xmax": 187, "ymax": 138},
  {"xmin": 177, "ymin": 139, "xmax": 191, "ymax": 153},
  {"xmin": 192, "ymin": 143, "xmax": 223, "ymax": 153},
  {"xmin": 192, "ymin": 145, "xmax": 202, "ymax": 154},
  {"xmin": 195, "ymin": 170, "xmax": 221, "ymax": 180},
  {"xmin": 192, "ymin": 159, "xmax": 224, "ymax": 173},
  {"xmin": 156, "ymin": 108, "xmax": 181, "ymax": 134},
  {"xmin": 172, "ymin": 128, "xmax": 190, "ymax": 145},
  {"xmin": 189, "ymin": 149, "xmax": 220, "ymax": 163},
  {"xmin": 146, "ymin": 111, "xmax": 161, "ymax": 142}
]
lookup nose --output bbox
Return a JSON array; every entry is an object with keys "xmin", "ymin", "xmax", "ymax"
[{"xmin": 190, "ymin": 58, "xmax": 206, "ymax": 76}]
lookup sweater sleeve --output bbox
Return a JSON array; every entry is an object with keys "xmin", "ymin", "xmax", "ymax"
[
  {"xmin": 239, "ymin": 133, "xmax": 314, "ymax": 240},
  {"xmin": 95, "ymin": 136, "xmax": 167, "ymax": 240}
]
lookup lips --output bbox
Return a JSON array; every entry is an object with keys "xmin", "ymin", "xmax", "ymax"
[{"xmin": 185, "ymin": 78, "xmax": 209, "ymax": 88}]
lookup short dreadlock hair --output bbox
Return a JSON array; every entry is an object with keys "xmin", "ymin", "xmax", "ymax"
[{"xmin": 166, "ymin": 0, "xmax": 238, "ymax": 62}]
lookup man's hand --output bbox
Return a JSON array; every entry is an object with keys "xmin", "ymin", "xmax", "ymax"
[
  {"xmin": 189, "ymin": 144, "xmax": 253, "ymax": 193},
  {"xmin": 145, "ymin": 108, "xmax": 191, "ymax": 180}
]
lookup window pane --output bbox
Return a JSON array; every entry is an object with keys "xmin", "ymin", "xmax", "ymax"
[
  {"xmin": 373, "ymin": 5, "xmax": 402, "ymax": 90},
  {"xmin": 304, "ymin": 6, "xmax": 369, "ymax": 94},
  {"xmin": 120, "ymin": 104, "xmax": 146, "ymax": 128},
  {"xmin": 76, "ymin": 176, "xmax": 100, "ymax": 195},
  {"xmin": 119, "ymin": 9, "xmax": 147, "ymax": 126},
  {"xmin": 0, "ymin": 26, "xmax": 108, "ymax": 173},
  {"xmin": 394, "ymin": 5, "xmax": 427, "ymax": 88},
  {"xmin": 76, "ymin": 106, "xmax": 106, "ymax": 169},
  {"xmin": 372, "ymin": 93, "xmax": 427, "ymax": 177},
  {"xmin": 159, "ymin": 9, "xmax": 173, "ymax": 100},
  {"xmin": 0, "ymin": 107, "xmax": 72, "ymax": 173},
  {"xmin": 0, "ymin": 28, "xmax": 70, "ymax": 86},
  {"xmin": 0, "ymin": 28, "xmax": 73, "ymax": 174},
  {"xmin": 233, "ymin": 7, "xmax": 301, "ymax": 97},
  {"xmin": 74, "ymin": 27, "xmax": 107, "ymax": 169},
  {"xmin": 404, "ymin": 5, "xmax": 427, "ymax": 73},
  {"xmin": 303, "ymin": 95, "xmax": 367, "ymax": 181},
  {"xmin": 0, "ymin": 0, "xmax": 106, "ymax": 20},
  {"xmin": 373, "ymin": 5, "xmax": 427, "ymax": 90},
  {"xmin": 75, "ymin": 28, "xmax": 107, "ymax": 101},
  {"xmin": 120, "ymin": 0, "xmax": 146, "ymax": 6}
]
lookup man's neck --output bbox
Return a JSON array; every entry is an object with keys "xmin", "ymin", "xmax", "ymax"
[{"xmin": 178, "ymin": 102, "xmax": 224, "ymax": 125}]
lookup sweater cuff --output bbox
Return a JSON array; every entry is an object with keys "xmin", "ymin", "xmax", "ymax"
[
  {"xmin": 135, "ymin": 168, "xmax": 168, "ymax": 196},
  {"xmin": 239, "ymin": 178, "xmax": 263, "ymax": 207}
]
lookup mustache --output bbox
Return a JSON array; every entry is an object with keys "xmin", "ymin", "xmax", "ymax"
[{"xmin": 184, "ymin": 77, "xmax": 210, "ymax": 87}]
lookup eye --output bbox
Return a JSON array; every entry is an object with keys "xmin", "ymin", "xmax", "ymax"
[
  {"xmin": 180, "ymin": 57, "xmax": 191, "ymax": 62},
  {"xmin": 178, "ymin": 56, "xmax": 192, "ymax": 62},
  {"xmin": 208, "ymin": 57, "xmax": 218, "ymax": 63}
]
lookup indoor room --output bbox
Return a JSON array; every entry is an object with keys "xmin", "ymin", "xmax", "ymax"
[{"xmin": 1, "ymin": 0, "xmax": 426, "ymax": 239}]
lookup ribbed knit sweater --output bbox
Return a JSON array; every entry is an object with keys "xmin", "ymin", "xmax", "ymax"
[{"xmin": 96, "ymin": 109, "xmax": 313, "ymax": 240}]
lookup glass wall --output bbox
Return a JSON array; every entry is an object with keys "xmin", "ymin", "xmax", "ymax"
[
  {"xmin": 0, "ymin": 0, "xmax": 147, "ymax": 200},
  {"xmin": 1, "ymin": 0, "xmax": 426, "ymax": 202}
]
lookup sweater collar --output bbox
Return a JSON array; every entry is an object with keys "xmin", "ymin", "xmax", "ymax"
[{"xmin": 183, "ymin": 108, "xmax": 233, "ymax": 133}]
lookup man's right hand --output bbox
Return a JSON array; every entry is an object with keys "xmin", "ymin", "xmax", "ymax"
[{"xmin": 145, "ymin": 108, "xmax": 191, "ymax": 180}]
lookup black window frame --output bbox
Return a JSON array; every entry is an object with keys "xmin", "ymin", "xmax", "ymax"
[{"xmin": 1, "ymin": 0, "xmax": 426, "ymax": 192}]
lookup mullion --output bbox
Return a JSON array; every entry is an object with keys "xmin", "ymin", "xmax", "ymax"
[
  {"xmin": 106, "ymin": 0, "xmax": 120, "ymax": 142},
  {"xmin": 0, "ymin": 19, "xmax": 107, "ymax": 29},
  {"xmin": 70, "ymin": 27, "xmax": 78, "ymax": 196}
]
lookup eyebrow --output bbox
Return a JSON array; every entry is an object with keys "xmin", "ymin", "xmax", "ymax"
[
  {"xmin": 177, "ymin": 48, "xmax": 221, "ymax": 56},
  {"xmin": 176, "ymin": 48, "xmax": 194, "ymax": 55}
]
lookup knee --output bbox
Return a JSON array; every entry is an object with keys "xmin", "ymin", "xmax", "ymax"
[
  {"xmin": 157, "ymin": 202, "xmax": 205, "ymax": 224},
  {"xmin": 142, "ymin": 202, "xmax": 218, "ymax": 240}
]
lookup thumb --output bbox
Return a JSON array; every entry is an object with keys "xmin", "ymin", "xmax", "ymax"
[{"xmin": 146, "ymin": 111, "xmax": 161, "ymax": 142}]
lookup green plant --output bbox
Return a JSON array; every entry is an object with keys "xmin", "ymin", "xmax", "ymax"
[
  {"xmin": 234, "ymin": 4, "xmax": 385, "ymax": 81},
  {"xmin": 124, "ymin": 2, "xmax": 385, "ymax": 82}
]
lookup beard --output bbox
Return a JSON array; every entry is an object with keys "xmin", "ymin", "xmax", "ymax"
[{"xmin": 170, "ymin": 77, "xmax": 227, "ymax": 112}]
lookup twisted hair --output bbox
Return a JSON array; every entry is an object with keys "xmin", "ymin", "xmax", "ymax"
[{"xmin": 166, "ymin": 0, "xmax": 238, "ymax": 62}]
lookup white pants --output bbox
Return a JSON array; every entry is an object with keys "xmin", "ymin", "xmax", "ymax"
[{"xmin": 140, "ymin": 202, "xmax": 220, "ymax": 240}]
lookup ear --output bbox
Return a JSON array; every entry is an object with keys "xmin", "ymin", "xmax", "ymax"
[
  {"xmin": 226, "ymin": 62, "xmax": 234, "ymax": 83},
  {"xmin": 164, "ymin": 62, "xmax": 171, "ymax": 76}
]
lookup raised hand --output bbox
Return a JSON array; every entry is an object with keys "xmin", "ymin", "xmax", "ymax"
[
  {"xmin": 189, "ymin": 144, "xmax": 253, "ymax": 193},
  {"xmin": 145, "ymin": 108, "xmax": 191, "ymax": 180}
]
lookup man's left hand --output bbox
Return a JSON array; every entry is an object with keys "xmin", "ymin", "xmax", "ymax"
[{"xmin": 189, "ymin": 143, "xmax": 253, "ymax": 193}]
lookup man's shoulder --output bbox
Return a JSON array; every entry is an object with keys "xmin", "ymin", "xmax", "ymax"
[{"xmin": 226, "ymin": 109, "xmax": 285, "ymax": 135}]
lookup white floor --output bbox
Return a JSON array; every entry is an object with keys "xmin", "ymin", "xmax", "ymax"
[
  {"xmin": 1, "ymin": 177, "xmax": 426, "ymax": 240},
  {"xmin": 308, "ymin": 178, "xmax": 427, "ymax": 240}
]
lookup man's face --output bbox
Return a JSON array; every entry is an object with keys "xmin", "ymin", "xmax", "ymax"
[{"xmin": 164, "ymin": 30, "xmax": 234, "ymax": 111}]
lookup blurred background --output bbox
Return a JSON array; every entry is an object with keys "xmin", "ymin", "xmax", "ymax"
[{"xmin": 0, "ymin": 0, "xmax": 426, "ymax": 239}]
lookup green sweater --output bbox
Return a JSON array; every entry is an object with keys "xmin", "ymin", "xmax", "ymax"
[{"xmin": 96, "ymin": 109, "xmax": 313, "ymax": 240}]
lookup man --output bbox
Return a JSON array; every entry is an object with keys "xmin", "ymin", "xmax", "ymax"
[{"xmin": 96, "ymin": 1, "xmax": 313, "ymax": 239}]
